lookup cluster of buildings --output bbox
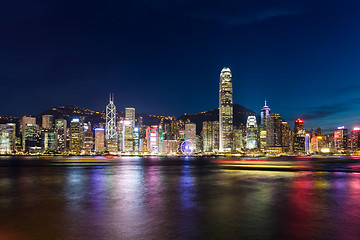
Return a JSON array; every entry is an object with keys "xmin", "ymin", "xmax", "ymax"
[{"xmin": 0, "ymin": 67, "xmax": 359, "ymax": 155}]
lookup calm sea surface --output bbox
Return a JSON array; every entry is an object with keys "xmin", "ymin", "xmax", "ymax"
[{"xmin": 1, "ymin": 156, "xmax": 360, "ymax": 240}]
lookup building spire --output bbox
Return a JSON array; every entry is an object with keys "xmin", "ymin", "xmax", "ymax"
[
  {"xmin": 264, "ymin": 99, "xmax": 267, "ymax": 107},
  {"xmin": 109, "ymin": 93, "xmax": 115, "ymax": 102}
]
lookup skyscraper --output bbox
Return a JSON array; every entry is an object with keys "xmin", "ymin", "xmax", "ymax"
[
  {"xmin": 70, "ymin": 119, "xmax": 82, "ymax": 153},
  {"xmin": 55, "ymin": 119, "xmax": 67, "ymax": 153},
  {"xmin": 94, "ymin": 128, "xmax": 105, "ymax": 152},
  {"xmin": 260, "ymin": 100, "xmax": 270, "ymax": 150},
  {"xmin": 42, "ymin": 131, "xmax": 57, "ymax": 152},
  {"xmin": 123, "ymin": 107, "xmax": 135, "ymax": 152},
  {"xmin": 202, "ymin": 121, "xmax": 219, "ymax": 153},
  {"xmin": 185, "ymin": 123, "xmax": 196, "ymax": 144},
  {"xmin": 146, "ymin": 125, "xmax": 160, "ymax": 153},
  {"xmin": 106, "ymin": 94, "xmax": 117, "ymax": 140},
  {"xmin": 22, "ymin": 124, "xmax": 40, "ymax": 152},
  {"xmin": 125, "ymin": 108, "xmax": 136, "ymax": 127},
  {"xmin": 266, "ymin": 113, "xmax": 289, "ymax": 153},
  {"xmin": 260, "ymin": 100, "xmax": 271, "ymax": 131},
  {"xmin": 20, "ymin": 116, "xmax": 36, "ymax": 133},
  {"xmin": 123, "ymin": 120, "xmax": 133, "ymax": 152},
  {"xmin": 246, "ymin": 116, "xmax": 258, "ymax": 149},
  {"xmin": 42, "ymin": 115, "xmax": 53, "ymax": 129},
  {"xmin": 293, "ymin": 118, "xmax": 306, "ymax": 153},
  {"xmin": 83, "ymin": 130, "xmax": 94, "ymax": 154},
  {"xmin": 0, "ymin": 124, "xmax": 15, "ymax": 154},
  {"xmin": 350, "ymin": 128, "xmax": 360, "ymax": 150},
  {"xmin": 334, "ymin": 126, "xmax": 348, "ymax": 152},
  {"xmin": 219, "ymin": 67, "xmax": 233, "ymax": 152},
  {"xmin": 106, "ymin": 94, "xmax": 118, "ymax": 152}
]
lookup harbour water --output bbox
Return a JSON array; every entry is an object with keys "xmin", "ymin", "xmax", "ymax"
[{"xmin": 1, "ymin": 156, "xmax": 360, "ymax": 240}]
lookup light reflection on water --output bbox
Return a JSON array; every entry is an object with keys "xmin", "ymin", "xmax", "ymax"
[{"xmin": 1, "ymin": 157, "xmax": 360, "ymax": 239}]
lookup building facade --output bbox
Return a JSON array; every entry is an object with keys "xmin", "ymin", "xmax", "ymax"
[
  {"xmin": 219, "ymin": 67, "xmax": 233, "ymax": 152},
  {"xmin": 246, "ymin": 116, "xmax": 258, "ymax": 149}
]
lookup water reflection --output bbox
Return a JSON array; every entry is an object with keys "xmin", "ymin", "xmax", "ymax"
[{"xmin": 1, "ymin": 157, "xmax": 360, "ymax": 239}]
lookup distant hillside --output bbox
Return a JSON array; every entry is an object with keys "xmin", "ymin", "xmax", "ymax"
[
  {"xmin": 37, "ymin": 104, "xmax": 259, "ymax": 133},
  {"xmin": 38, "ymin": 106, "xmax": 172, "ymax": 126},
  {"xmin": 178, "ymin": 103, "xmax": 260, "ymax": 135}
]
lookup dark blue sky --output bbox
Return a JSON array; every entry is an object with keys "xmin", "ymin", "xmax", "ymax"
[{"xmin": 1, "ymin": 0, "xmax": 360, "ymax": 132}]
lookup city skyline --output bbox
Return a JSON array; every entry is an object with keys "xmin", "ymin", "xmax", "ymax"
[{"xmin": 1, "ymin": 1, "xmax": 360, "ymax": 132}]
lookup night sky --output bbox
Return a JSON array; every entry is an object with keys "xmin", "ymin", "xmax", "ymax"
[{"xmin": 1, "ymin": 0, "xmax": 360, "ymax": 132}]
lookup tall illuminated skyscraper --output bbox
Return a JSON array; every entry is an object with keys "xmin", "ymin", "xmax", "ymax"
[
  {"xmin": 94, "ymin": 128, "xmax": 105, "ymax": 152},
  {"xmin": 334, "ymin": 126, "xmax": 348, "ymax": 152},
  {"xmin": 55, "ymin": 119, "xmax": 67, "ymax": 153},
  {"xmin": 219, "ymin": 67, "xmax": 233, "ymax": 152},
  {"xmin": 266, "ymin": 113, "xmax": 289, "ymax": 152},
  {"xmin": 106, "ymin": 94, "xmax": 117, "ymax": 140},
  {"xmin": 246, "ymin": 116, "xmax": 258, "ymax": 149},
  {"xmin": 106, "ymin": 94, "xmax": 118, "ymax": 152},
  {"xmin": 125, "ymin": 108, "xmax": 135, "ymax": 127},
  {"xmin": 23, "ymin": 124, "xmax": 41, "ymax": 152},
  {"xmin": 0, "ymin": 124, "xmax": 15, "ymax": 154},
  {"xmin": 124, "ymin": 107, "xmax": 135, "ymax": 152},
  {"xmin": 293, "ymin": 118, "xmax": 306, "ymax": 153},
  {"xmin": 350, "ymin": 128, "xmax": 360, "ymax": 150},
  {"xmin": 70, "ymin": 119, "xmax": 82, "ymax": 153},
  {"xmin": 202, "ymin": 121, "xmax": 219, "ymax": 152},
  {"xmin": 260, "ymin": 100, "xmax": 271, "ymax": 131},
  {"xmin": 259, "ymin": 100, "xmax": 270, "ymax": 150}
]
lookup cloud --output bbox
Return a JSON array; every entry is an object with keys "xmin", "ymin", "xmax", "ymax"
[
  {"xmin": 299, "ymin": 98, "xmax": 360, "ymax": 121},
  {"xmin": 137, "ymin": 0, "xmax": 311, "ymax": 25}
]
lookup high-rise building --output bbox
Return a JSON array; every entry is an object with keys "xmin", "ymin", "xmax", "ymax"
[
  {"xmin": 260, "ymin": 100, "xmax": 271, "ymax": 131},
  {"xmin": 162, "ymin": 140, "xmax": 178, "ymax": 154},
  {"xmin": 42, "ymin": 115, "xmax": 53, "ymax": 129},
  {"xmin": 94, "ymin": 128, "xmax": 105, "ymax": 152},
  {"xmin": 266, "ymin": 113, "xmax": 289, "ymax": 152},
  {"xmin": 185, "ymin": 123, "xmax": 196, "ymax": 144},
  {"xmin": 0, "ymin": 124, "xmax": 15, "ymax": 154},
  {"xmin": 106, "ymin": 94, "xmax": 118, "ymax": 153},
  {"xmin": 121, "ymin": 108, "xmax": 136, "ymax": 152},
  {"xmin": 219, "ymin": 67, "xmax": 233, "ymax": 152},
  {"xmin": 123, "ymin": 120, "xmax": 133, "ymax": 152},
  {"xmin": 117, "ymin": 120, "xmax": 124, "ymax": 151},
  {"xmin": 55, "ymin": 119, "xmax": 67, "ymax": 153},
  {"xmin": 202, "ymin": 121, "xmax": 219, "ymax": 153},
  {"xmin": 281, "ymin": 121, "xmax": 290, "ymax": 148},
  {"xmin": 133, "ymin": 127, "xmax": 139, "ymax": 152},
  {"xmin": 70, "ymin": 119, "xmax": 82, "ymax": 153},
  {"xmin": 334, "ymin": 126, "xmax": 348, "ymax": 152},
  {"xmin": 293, "ymin": 118, "xmax": 306, "ymax": 153},
  {"xmin": 260, "ymin": 100, "xmax": 270, "ymax": 150},
  {"xmin": 233, "ymin": 127, "xmax": 245, "ymax": 151},
  {"xmin": 83, "ymin": 130, "xmax": 93, "ymax": 154},
  {"xmin": 305, "ymin": 133, "xmax": 310, "ymax": 153},
  {"xmin": 42, "ymin": 130, "xmax": 57, "ymax": 152},
  {"xmin": 125, "ymin": 108, "xmax": 136, "ymax": 127},
  {"xmin": 0, "ymin": 123, "xmax": 16, "ymax": 153},
  {"xmin": 246, "ymin": 116, "xmax": 258, "ymax": 149},
  {"xmin": 20, "ymin": 116, "xmax": 36, "ymax": 133},
  {"xmin": 350, "ymin": 128, "xmax": 360, "ymax": 150},
  {"xmin": 22, "ymin": 124, "xmax": 41, "ymax": 152},
  {"xmin": 259, "ymin": 130, "xmax": 267, "ymax": 150},
  {"xmin": 146, "ymin": 125, "xmax": 160, "ymax": 153},
  {"xmin": 106, "ymin": 94, "xmax": 117, "ymax": 140}
]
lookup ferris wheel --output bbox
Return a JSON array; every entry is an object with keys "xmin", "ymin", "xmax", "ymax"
[{"xmin": 181, "ymin": 140, "xmax": 195, "ymax": 155}]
